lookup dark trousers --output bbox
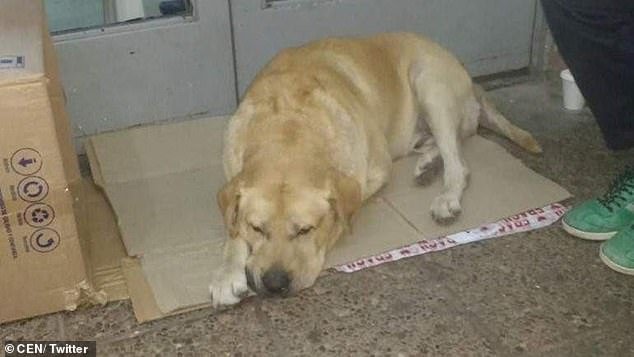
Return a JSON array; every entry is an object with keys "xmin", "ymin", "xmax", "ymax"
[{"xmin": 541, "ymin": 0, "xmax": 634, "ymax": 150}]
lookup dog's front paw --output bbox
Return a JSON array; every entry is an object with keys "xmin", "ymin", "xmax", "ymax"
[
  {"xmin": 209, "ymin": 267, "xmax": 250, "ymax": 308},
  {"xmin": 431, "ymin": 193, "xmax": 462, "ymax": 224}
]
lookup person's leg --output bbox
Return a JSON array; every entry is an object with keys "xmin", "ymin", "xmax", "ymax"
[
  {"xmin": 541, "ymin": 0, "xmax": 634, "ymax": 150},
  {"xmin": 542, "ymin": 1, "xmax": 634, "ymax": 274}
]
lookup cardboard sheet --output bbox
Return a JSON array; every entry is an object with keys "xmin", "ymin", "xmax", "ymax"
[
  {"xmin": 87, "ymin": 115, "xmax": 570, "ymax": 320},
  {"xmin": 79, "ymin": 180, "xmax": 129, "ymax": 302}
]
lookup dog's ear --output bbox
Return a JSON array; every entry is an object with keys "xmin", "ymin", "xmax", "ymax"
[
  {"xmin": 329, "ymin": 172, "xmax": 362, "ymax": 229},
  {"xmin": 218, "ymin": 175, "xmax": 243, "ymax": 238}
]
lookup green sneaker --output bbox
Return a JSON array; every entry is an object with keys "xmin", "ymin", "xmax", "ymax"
[
  {"xmin": 600, "ymin": 223, "xmax": 634, "ymax": 275},
  {"xmin": 562, "ymin": 166, "xmax": 634, "ymax": 241}
]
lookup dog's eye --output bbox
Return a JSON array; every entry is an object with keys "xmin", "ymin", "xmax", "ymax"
[
  {"xmin": 297, "ymin": 226, "xmax": 314, "ymax": 236},
  {"xmin": 250, "ymin": 224, "xmax": 265, "ymax": 235}
]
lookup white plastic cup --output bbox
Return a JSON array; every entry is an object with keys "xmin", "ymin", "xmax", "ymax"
[
  {"xmin": 115, "ymin": 0, "xmax": 145, "ymax": 22},
  {"xmin": 560, "ymin": 69, "xmax": 585, "ymax": 111}
]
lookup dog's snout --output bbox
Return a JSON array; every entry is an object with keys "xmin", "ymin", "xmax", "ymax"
[{"xmin": 262, "ymin": 268, "xmax": 290, "ymax": 295}]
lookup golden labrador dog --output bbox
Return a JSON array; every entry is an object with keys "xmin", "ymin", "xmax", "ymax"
[{"xmin": 210, "ymin": 32, "xmax": 541, "ymax": 306}]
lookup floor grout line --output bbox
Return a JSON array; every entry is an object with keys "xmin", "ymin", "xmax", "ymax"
[{"xmin": 381, "ymin": 196, "xmax": 424, "ymax": 235}]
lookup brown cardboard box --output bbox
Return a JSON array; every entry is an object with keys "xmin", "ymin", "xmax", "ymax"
[{"xmin": 0, "ymin": 0, "xmax": 120, "ymax": 324}]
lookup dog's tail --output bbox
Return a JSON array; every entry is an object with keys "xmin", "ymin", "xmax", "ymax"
[{"xmin": 474, "ymin": 84, "xmax": 542, "ymax": 154}]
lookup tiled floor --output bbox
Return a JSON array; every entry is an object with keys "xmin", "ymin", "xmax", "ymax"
[{"xmin": 3, "ymin": 74, "xmax": 633, "ymax": 356}]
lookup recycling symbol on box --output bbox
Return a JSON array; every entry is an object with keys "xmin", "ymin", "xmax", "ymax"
[
  {"xmin": 24, "ymin": 203, "xmax": 55, "ymax": 228},
  {"xmin": 17, "ymin": 176, "xmax": 49, "ymax": 202}
]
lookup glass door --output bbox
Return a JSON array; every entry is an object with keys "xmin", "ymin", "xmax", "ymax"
[{"xmin": 45, "ymin": 0, "xmax": 236, "ymax": 143}]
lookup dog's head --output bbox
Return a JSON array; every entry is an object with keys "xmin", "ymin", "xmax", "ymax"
[{"xmin": 218, "ymin": 168, "xmax": 361, "ymax": 296}]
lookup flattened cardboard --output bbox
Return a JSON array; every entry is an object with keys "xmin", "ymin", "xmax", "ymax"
[
  {"xmin": 386, "ymin": 139, "xmax": 567, "ymax": 233},
  {"xmin": 80, "ymin": 180, "xmax": 128, "ymax": 302},
  {"xmin": 86, "ymin": 118, "xmax": 228, "ymax": 319},
  {"xmin": 325, "ymin": 136, "xmax": 572, "ymax": 266},
  {"xmin": 120, "ymin": 257, "xmax": 213, "ymax": 322},
  {"xmin": 87, "ymin": 115, "xmax": 570, "ymax": 321},
  {"xmin": 120, "ymin": 257, "xmax": 164, "ymax": 322}
]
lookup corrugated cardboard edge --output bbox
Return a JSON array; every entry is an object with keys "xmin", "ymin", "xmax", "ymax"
[
  {"xmin": 68, "ymin": 179, "xmax": 103, "ymax": 311},
  {"xmin": 63, "ymin": 280, "xmax": 107, "ymax": 311},
  {"xmin": 85, "ymin": 138, "xmax": 105, "ymax": 188},
  {"xmin": 79, "ymin": 140, "xmax": 130, "ymax": 301},
  {"xmin": 79, "ymin": 178, "xmax": 130, "ymax": 302},
  {"xmin": 84, "ymin": 141, "xmax": 128, "ymax": 302},
  {"xmin": 120, "ymin": 258, "xmax": 169, "ymax": 322}
]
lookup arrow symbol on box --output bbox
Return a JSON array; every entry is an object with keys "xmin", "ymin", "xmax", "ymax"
[{"xmin": 19, "ymin": 158, "xmax": 36, "ymax": 167}]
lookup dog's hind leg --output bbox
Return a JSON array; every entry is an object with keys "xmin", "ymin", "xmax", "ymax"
[
  {"xmin": 426, "ymin": 108, "xmax": 469, "ymax": 223},
  {"xmin": 413, "ymin": 85, "xmax": 470, "ymax": 223}
]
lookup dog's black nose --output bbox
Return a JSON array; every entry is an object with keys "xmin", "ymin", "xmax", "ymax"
[{"xmin": 262, "ymin": 269, "xmax": 290, "ymax": 295}]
